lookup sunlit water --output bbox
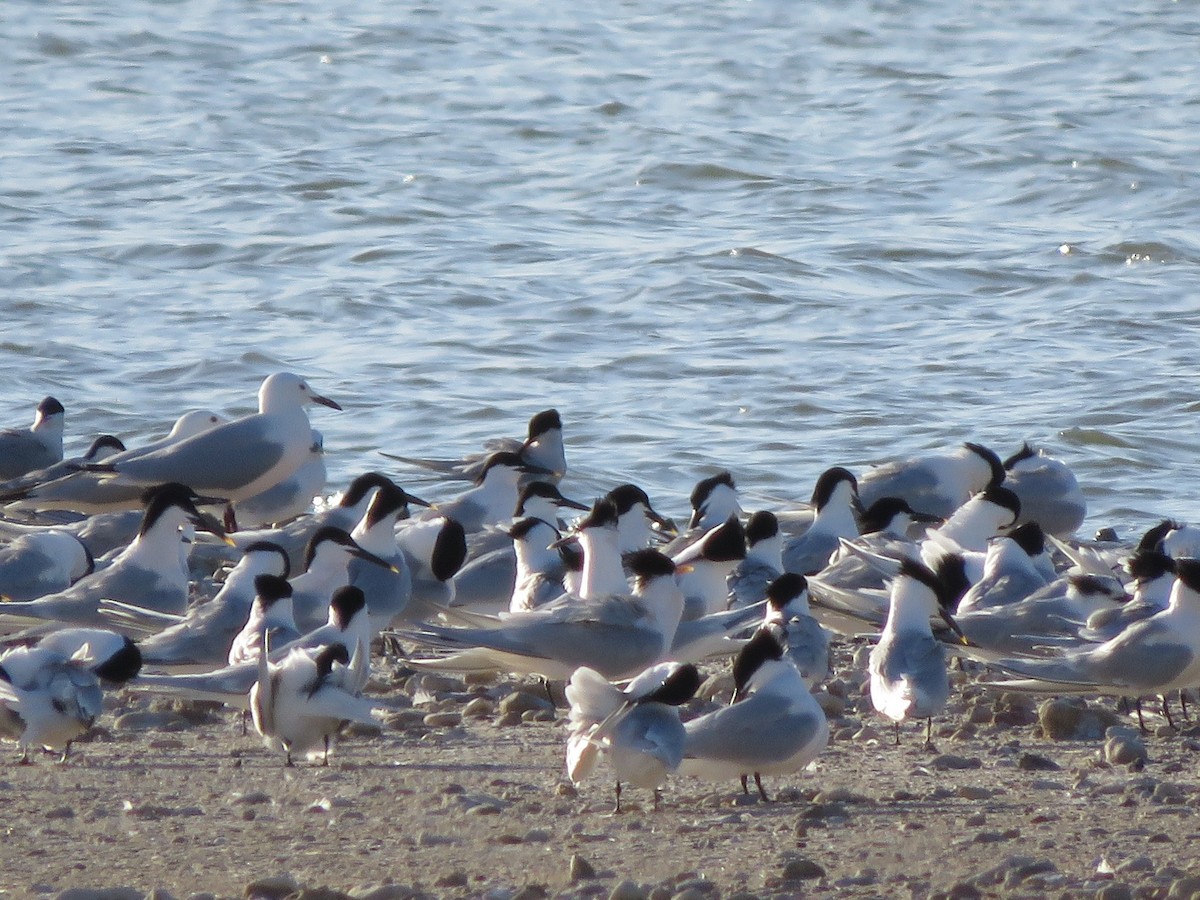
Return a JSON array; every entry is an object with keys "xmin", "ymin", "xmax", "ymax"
[{"xmin": 3, "ymin": 0, "xmax": 1200, "ymax": 538}]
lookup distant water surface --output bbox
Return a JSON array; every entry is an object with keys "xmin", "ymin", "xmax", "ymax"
[{"xmin": 3, "ymin": 0, "xmax": 1200, "ymax": 536}]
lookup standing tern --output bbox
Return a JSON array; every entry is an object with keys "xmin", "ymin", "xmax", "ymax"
[
  {"xmin": 226, "ymin": 574, "xmax": 302, "ymax": 667},
  {"xmin": 762, "ymin": 573, "xmax": 831, "ymax": 690},
  {"xmin": 868, "ymin": 558, "xmax": 964, "ymax": 745},
  {"xmin": 678, "ymin": 627, "xmax": 829, "ymax": 801},
  {"xmin": 250, "ymin": 640, "xmax": 379, "ymax": 767},
  {"xmin": 565, "ymin": 661, "xmax": 702, "ymax": 811},
  {"xmin": 984, "ymin": 558, "xmax": 1200, "ymax": 699},
  {"xmin": 348, "ymin": 480, "xmax": 422, "ymax": 634},
  {"xmin": 0, "ymin": 627, "xmax": 140, "ymax": 762}
]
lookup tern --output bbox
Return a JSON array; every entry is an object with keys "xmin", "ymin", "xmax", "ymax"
[
  {"xmin": 678, "ymin": 627, "xmax": 829, "ymax": 801},
  {"xmin": 565, "ymin": 661, "xmax": 702, "ymax": 811}
]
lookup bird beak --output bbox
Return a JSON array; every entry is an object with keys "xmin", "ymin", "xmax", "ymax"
[
  {"xmin": 939, "ymin": 608, "xmax": 971, "ymax": 646},
  {"xmin": 193, "ymin": 511, "xmax": 235, "ymax": 546},
  {"xmin": 311, "ymin": 393, "xmax": 342, "ymax": 411},
  {"xmin": 404, "ymin": 491, "xmax": 432, "ymax": 509},
  {"xmin": 558, "ymin": 495, "xmax": 591, "ymax": 512},
  {"xmin": 350, "ymin": 544, "xmax": 402, "ymax": 574},
  {"xmin": 647, "ymin": 508, "xmax": 678, "ymax": 536}
]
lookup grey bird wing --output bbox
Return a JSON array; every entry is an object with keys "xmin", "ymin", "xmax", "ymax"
[
  {"xmin": 116, "ymin": 416, "xmax": 284, "ymax": 493},
  {"xmin": 684, "ymin": 693, "xmax": 819, "ymax": 767},
  {"xmin": 130, "ymin": 664, "xmax": 258, "ymax": 709},
  {"xmin": 992, "ymin": 619, "xmax": 1195, "ymax": 693}
]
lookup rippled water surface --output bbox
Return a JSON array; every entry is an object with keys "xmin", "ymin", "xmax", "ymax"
[{"xmin": 4, "ymin": 0, "xmax": 1200, "ymax": 534}]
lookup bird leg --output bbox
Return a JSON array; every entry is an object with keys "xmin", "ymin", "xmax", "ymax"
[
  {"xmin": 754, "ymin": 773, "xmax": 770, "ymax": 803},
  {"xmin": 1135, "ymin": 698, "xmax": 1148, "ymax": 734},
  {"xmin": 924, "ymin": 717, "xmax": 934, "ymax": 749},
  {"xmin": 1182, "ymin": 690, "xmax": 1192, "ymax": 721},
  {"xmin": 740, "ymin": 774, "xmax": 750, "ymax": 795},
  {"xmin": 653, "ymin": 788, "xmax": 662, "ymax": 812},
  {"xmin": 58, "ymin": 741, "xmax": 72, "ymax": 764},
  {"xmin": 1161, "ymin": 695, "xmax": 1178, "ymax": 731},
  {"xmin": 323, "ymin": 735, "xmax": 331, "ymax": 766},
  {"xmin": 223, "ymin": 504, "xmax": 239, "ymax": 533},
  {"xmin": 893, "ymin": 722, "xmax": 901, "ymax": 746},
  {"xmin": 613, "ymin": 781, "xmax": 622, "ymax": 814}
]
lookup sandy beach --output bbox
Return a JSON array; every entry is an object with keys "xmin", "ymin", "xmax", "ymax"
[{"xmin": 4, "ymin": 643, "xmax": 1200, "ymax": 900}]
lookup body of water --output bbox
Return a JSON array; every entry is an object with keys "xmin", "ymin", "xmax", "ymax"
[{"xmin": 4, "ymin": 0, "xmax": 1200, "ymax": 536}]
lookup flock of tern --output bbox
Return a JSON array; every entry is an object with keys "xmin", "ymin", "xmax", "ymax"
[{"xmin": 0, "ymin": 371, "xmax": 1194, "ymax": 808}]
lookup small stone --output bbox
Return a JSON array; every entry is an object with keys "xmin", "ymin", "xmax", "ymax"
[
  {"xmin": 55, "ymin": 891, "xmax": 145, "ymax": 900},
  {"xmin": 500, "ymin": 691, "xmax": 554, "ymax": 717},
  {"xmin": 511, "ymin": 887, "xmax": 548, "ymax": 900},
  {"xmin": 781, "ymin": 859, "xmax": 825, "ymax": 880},
  {"xmin": 570, "ymin": 854, "xmax": 597, "ymax": 882},
  {"xmin": 931, "ymin": 754, "xmax": 982, "ymax": 771},
  {"xmin": 608, "ymin": 881, "xmax": 647, "ymax": 900},
  {"xmin": 148, "ymin": 738, "xmax": 185, "ymax": 750},
  {"xmin": 1169, "ymin": 875, "xmax": 1200, "ymax": 898},
  {"xmin": 1116, "ymin": 856, "xmax": 1154, "ymax": 874},
  {"xmin": 422, "ymin": 712, "xmax": 462, "ymax": 728},
  {"xmin": 1038, "ymin": 697, "xmax": 1122, "ymax": 740},
  {"xmin": 420, "ymin": 673, "xmax": 465, "ymax": 694},
  {"xmin": 957, "ymin": 786, "xmax": 990, "ymax": 801},
  {"xmin": 1095, "ymin": 884, "xmax": 1134, "ymax": 900},
  {"xmin": 348, "ymin": 886, "xmax": 425, "ymax": 900},
  {"xmin": 462, "ymin": 698, "xmax": 494, "ymax": 718},
  {"xmin": 244, "ymin": 875, "xmax": 299, "ymax": 900},
  {"xmin": 945, "ymin": 884, "xmax": 981, "ymax": 900},
  {"xmin": 524, "ymin": 828, "xmax": 551, "ymax": 843},
  {"xmin": 1017, "ymin": 752, "xmax": 1060, "ymax": 771},
  {"xmin": 1105, "ymin": 727, "xmax": 1149, "ymax": 767},
  {"xmin": 434, "ymin": 872, "xmax": 468, "ymax": 888},
  {"xmin": 112, "ymin": 710, "xmax": 187, "ymax": 732},
  {"xmin": 45, "ymin": 805, "xmax": 76, "ymax": 820}
]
